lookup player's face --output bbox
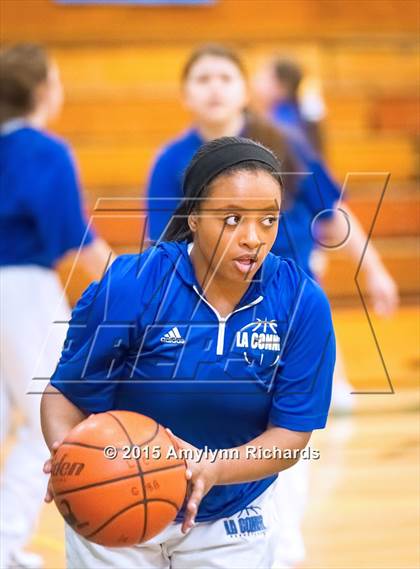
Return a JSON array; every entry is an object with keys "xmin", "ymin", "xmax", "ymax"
[
  {"xmin": 183, "ymin": 55, "xmax": 248, "ymax": 125},
  {"xmin": 252, "ymin": 64, "xmax": 278, "ymax": 108},
  {"xmin": 189, "ymin": 169, "xmax": 281, "ymax": 285},
  {"xmin": 252, "ymin": 63, "xmax": 287, "ymax": 108}
]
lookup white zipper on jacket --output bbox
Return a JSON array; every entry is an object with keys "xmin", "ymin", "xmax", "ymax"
[{"xmin": 192, "ymin": 285, "xmax": 264, "ymax": 356}]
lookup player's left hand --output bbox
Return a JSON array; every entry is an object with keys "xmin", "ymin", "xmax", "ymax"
[
  {"xmin": 365, "ymin": 266, "xmax": 399, "ymax": 317},
  {"xmin": 165, "ymin": 428, "xmax": 220, "ymax": 534}
]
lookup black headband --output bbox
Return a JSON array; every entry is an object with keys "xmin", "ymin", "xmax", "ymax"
[{"xmin": 182, "ymin": 140, "xmax": 281, "ymax": 199}]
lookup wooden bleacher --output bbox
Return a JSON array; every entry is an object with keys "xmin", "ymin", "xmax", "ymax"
[{"xmin": 1, "ymin": 0, "xmax": 418, "ymax": 305}]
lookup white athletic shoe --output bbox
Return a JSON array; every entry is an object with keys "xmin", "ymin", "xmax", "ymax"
[{"xmin": 8, "ymin": 550, "xmax": 44, "ymax": 569}]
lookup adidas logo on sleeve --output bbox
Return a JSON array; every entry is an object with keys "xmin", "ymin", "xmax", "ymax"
[{"xmin": 160, "ymin": 327, "xmax": 186, "ymax": 345}]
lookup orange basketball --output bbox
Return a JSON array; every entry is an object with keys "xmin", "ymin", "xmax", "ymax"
[{"xmin": 51, "ymin": 411, "xmax": 187, "ymax": 547}]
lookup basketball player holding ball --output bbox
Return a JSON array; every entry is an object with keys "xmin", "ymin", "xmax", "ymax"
[{"xmin": 41, "ymin": 137, "xmax": 335, "ymax": 568}]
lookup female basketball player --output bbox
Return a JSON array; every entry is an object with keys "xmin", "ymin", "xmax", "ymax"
[
  {"xmin": 145, "ymin": 43, "xmax": 398, "ymax": 567},
  {"xmin": 252, "ymin": 57, "xmax": 326, "ymax": 155},
  {"xmin": 252, "ymin": 55, "xmax": 400, "ymax": 413},
  {"xmin": 0, "ymin": 44, "xmax": 112, "ymax": 569},
  {"xmin": 41, "ymin": 137, "xmax": 336, "ymax": 569}
]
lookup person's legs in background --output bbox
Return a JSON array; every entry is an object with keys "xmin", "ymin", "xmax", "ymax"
[
  {"xmin": 272, "ymin": 458, "xmax": 310, "ymax": 569},
  {"xmin": 0, "ymin": 267, "xmax": 70, "ymax": 569},
  {"xmin": 331, "ymin": 343, "xmax": 354, "ymax": 415}
]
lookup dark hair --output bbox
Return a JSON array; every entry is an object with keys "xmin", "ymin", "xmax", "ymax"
[
  {"xmin": 272, "ymin": 59, "xmax": 303, "ymax": 100},
  {"xmin": 163, "ymin": 137, "xmax": 283, "ymax": 242},
  {"xmin": 181, "ymin": 43, "xmax": 247, "ymax": 82},
  {"xmin": 244, "ymin": 111, "xmax": 299, "ymax": 204},
  {"xmin": 0, "ymin": 44, "xmax": 50, "ymax": 124}
]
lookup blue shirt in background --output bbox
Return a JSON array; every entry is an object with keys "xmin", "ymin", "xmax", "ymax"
[
  {"xmin": 0, "ymin": 125, "xmax": 94, "ymax": 268},
  {"xmin": 51, "ymin": 241, "xmax": 335, "ymax": 521},
  {"xmin": 271, "ymin": 100, "xmax": 307, "ymax": 133}
]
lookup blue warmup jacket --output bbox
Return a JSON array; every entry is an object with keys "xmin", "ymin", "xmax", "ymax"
[
  {"xmin": 0, "ymin": 124, "xmax": 94, "ymax": 268},
  {"xmin": 51, "ymin": 241, "xmax": 335, "ymax": 521}
]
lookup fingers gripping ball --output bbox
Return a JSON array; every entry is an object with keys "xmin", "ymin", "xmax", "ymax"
[{"xmin": 51, "ymin": 411, "xmax": 187, "ymax": 547}]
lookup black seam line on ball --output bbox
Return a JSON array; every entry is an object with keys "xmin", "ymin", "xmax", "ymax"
[
  {"xmin": 105, "ymin": 412, "xmax": 159, "ymax": 543},
  {"xmin": 85, "ymin": 498, "xmax": 179, "ymax": 540},
  {"xmin": 54, "ymin": 463, "xmax": 186, "ymax": 497}
]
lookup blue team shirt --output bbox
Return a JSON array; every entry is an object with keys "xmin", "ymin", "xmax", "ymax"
[
  {"xmin": 0, "ymin": 124, "xmax": 94, "ymax": 268},
  {"xmin": 146, "ymin": 125, "xmax": 341, "ymax": 276},
  {"xmin": 50, "ymin": 241, "xmax": 335, "ymax": 521},
  {"xmin": 271, "ymin": 100, "xmax": 306, "ymax": 132}
]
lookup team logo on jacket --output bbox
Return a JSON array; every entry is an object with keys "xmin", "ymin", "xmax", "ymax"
[
  {"xmin": 235, "ymin": 318, "xmax": 281, "ymax": 366},
  {"xmin": 160, "ymin": 327, "xmax": 185, "ymax": 344}
]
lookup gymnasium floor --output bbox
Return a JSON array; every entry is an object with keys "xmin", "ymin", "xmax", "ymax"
[{"xmin": 3, "ymin": 305, "xmax": 419, "ymax": 569}]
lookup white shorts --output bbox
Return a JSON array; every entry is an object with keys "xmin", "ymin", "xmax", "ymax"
[
  {"xmin": 0, "ymin": 264, "xmax": 71, "ymax": 415},
  {"xmin": 0, "ymin": 264, "xmax": 71, "ymax": 565},
  {"xmin": 65, "ymin": 483, "xmax": 277, "ymax": 569}
]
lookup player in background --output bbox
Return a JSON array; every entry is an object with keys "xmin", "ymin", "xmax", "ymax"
[
  {"xmin": 145, "ymin": 44, "xmax": 399, "ymax": 567},
  {"xmin": 251, "ymin": 57, "xmax": 327, "ymax": 294},
  {"xmin": 252, "ymin": 57, "xmax": 326, "ymax": 155},
  {"xmin": 41, "ymin": 137, "xmax": 336, "ymax": 569},
  {"xmin": 251, "ymin": 56, "xmax": 399, "ymax": 412},
  {"xmin": 0, "ymin": 44, "xmax": 113, "ymax": 569}
]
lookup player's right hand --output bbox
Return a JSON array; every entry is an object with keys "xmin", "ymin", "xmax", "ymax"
[
  {"xmin": 43, "ymin": 440, "xmax": 61, "ymax": 503},
  {"xmin": 165, "ymin": 428, "xmax": 220, "ymax": 534}
]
